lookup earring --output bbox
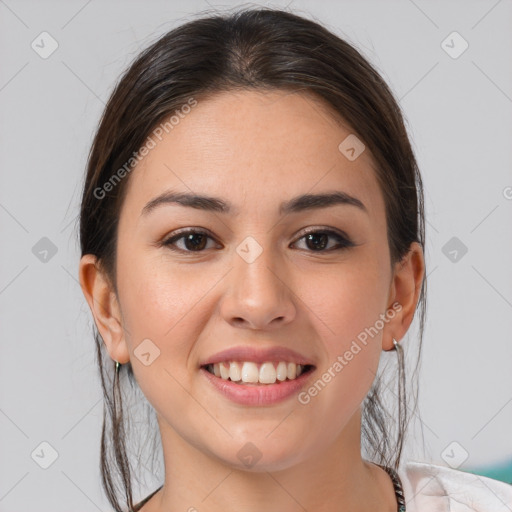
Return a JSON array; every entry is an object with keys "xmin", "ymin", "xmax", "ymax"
[
  {"xmin": 115, "ymin": 360, "xmax": 120, "ymax": 374},
  {"xmin": 392, "ymin": 338, "xmax": 404, "ymax": 361}
]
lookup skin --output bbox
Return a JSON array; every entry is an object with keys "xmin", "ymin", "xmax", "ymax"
[{"xmin": 79, "ymin": 89, "xmax": 425, "ymax": 512}]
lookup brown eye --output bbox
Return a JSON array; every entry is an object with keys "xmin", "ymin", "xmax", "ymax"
[
  {"xmin": 162, "ymin": 230, "xmax": 217, "ymax": 252},
  {"xmin": 162, "ymin": 228, "xmax": 354, "ymax": 254},
  {"xmin": 292, "ymin": 229, "xmax": 354, "ymax": 252}
]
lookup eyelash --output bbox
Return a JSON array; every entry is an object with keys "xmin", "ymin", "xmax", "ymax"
[{"xmin": 161, "ymin": 227, "xmax": 355, "ymax": 254}]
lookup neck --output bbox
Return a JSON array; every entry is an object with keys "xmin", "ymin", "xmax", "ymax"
[{"xmin": 150, "ymin": 410, "xmax": 397, "ymax": 512}]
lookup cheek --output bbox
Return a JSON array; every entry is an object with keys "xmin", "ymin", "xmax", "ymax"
[
  {"xmin": 116, "ymin": 261, "xmax": 213, "ymax": 416},
  {"xmin": 116, "ymin": 256, "xmax": 232, "ymax": 394},
  {"xmin": 118, "ymin": 253, "xmax": 211, "ymax": 341},
  {"xmin": 300, "ymin": 260, "xmax": 386, "ymax": 400},
  {"xmin": 303, "ymin": 258, "xmax": 387, "ymax": 346}
]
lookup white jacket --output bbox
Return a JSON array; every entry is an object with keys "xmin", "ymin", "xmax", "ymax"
[{"xmin": 398, "ymin": 461, "xmax": 512, "ymax": 511}]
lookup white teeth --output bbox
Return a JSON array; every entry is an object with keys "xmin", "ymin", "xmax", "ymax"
[
  {"xmin": 276, "ymin": 361, "xmax": 288, "ymax": 381},
  {"xmin": 287, "ymin": 362, "xmax": 297, "ymax": 379},
  {"xmin": 259, "ymin": 362, "xmax": 277, "ymax": 384},
  {"xmin": 219, "ymin": 363, "xmax": 230, "ymax": 380},
  {"xmin": 229, "ymin": 362, "xmax": 241, "ymax": 382},
  {"xmin": 209, "ymin": 361, "xmax": 309, "ymax": 384},
  {"xmin": 241, "ymin": 362, "xmax": 259, "ymax": 383}
]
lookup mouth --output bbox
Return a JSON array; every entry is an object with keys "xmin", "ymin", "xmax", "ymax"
[
  {"xmin": 201, "ymin": 361, "xmax": 316, "ymax": 385},
  {"xmin": 198, "ymin": 345, "xmax": 317, "ymax": 405},
  {"xmin": 199, "ymin": 361, "xmax": 316, "ymax": 406}
]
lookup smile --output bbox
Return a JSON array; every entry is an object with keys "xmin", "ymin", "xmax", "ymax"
[
  {"xmin": 200, "ymin": 361, "xmax": 316, "ymax": 406},
  {"xmin": 203, "ymin": 361, "xmax": 314, "ymax": 385}
]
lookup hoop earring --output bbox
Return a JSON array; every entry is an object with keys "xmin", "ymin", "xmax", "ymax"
[
  {"xmin": 115, "ymin": 360, "xmax": 121, "ymax": 374},
  {"xmin": 392, "ymin": 336, "xmax": 406, "ymax": 467}
]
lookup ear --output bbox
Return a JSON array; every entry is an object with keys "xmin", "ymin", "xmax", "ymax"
[
  {"xmin": 78, "ymin": 254, "xmax": 130, "ymax": 364},
  {"xmin": 382, "ymin": 241, "xmax": 425, "ymax": 351}
]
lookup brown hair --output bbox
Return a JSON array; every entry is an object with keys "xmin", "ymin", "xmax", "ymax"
[{"xmin": 79, "ymin": 6, "xmax": 426, "ymax": 511}]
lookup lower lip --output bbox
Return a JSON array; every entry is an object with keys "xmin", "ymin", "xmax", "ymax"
[{"xmin": 199, "ymin": 366, "xmax": 315, "ymax": 406}]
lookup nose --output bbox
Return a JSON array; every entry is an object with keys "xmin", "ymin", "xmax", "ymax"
[{"xmin": 219, "ymin": 242, "xmax": 297, "ymax": 330}]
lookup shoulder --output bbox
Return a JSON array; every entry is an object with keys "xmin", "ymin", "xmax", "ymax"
[{"xmin": 397, "ymin": 460, "xmax": 512, "ymax": 512}]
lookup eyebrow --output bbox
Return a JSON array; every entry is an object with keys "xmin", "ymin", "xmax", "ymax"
[{"xmin": 140, "ymin": 190, "xmax": 368, "ymax": 217}]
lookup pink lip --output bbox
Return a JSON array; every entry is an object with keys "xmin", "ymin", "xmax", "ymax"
[
  {"xmin": 199, "ymin": 345, "xmax": 315, "ymax": 367},
  {"xmin": 199, "ymin": 366, "xmax": 315, "ymax": 406}
]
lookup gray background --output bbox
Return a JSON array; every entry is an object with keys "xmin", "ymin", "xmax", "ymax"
[{"xmin": 1, "ymin": 0, "xmax": 511, "ymax": 510}]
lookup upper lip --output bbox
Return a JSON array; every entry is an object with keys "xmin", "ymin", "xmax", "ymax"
[{"xmin": 199, "ymin": 345, "xmax": 316, "ymax": 367}]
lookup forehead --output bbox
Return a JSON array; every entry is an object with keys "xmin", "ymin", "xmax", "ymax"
[{"xmin": 121, "ymin": 89, "xmax": 385, "ymax": 224}]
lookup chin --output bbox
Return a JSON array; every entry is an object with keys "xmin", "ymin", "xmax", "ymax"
[{"xmin": 211, "ymin": 435, "xmax": 309, "ymax": 473}]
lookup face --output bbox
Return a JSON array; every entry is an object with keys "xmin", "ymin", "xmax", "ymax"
[{"xmin": 86, "ymin": 89, "xmax": 415, "ymax": 472}]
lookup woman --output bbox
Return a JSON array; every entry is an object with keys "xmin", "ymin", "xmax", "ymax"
[{"xmin": 78, "ymin": 7, "xmax": 512, "ymax": 512}]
